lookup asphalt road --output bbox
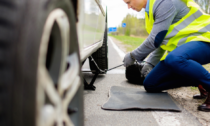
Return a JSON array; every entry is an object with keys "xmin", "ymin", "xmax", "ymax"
[{"xmin": 82, "ymin": 37, "xmax": 202, "ymax": 126}]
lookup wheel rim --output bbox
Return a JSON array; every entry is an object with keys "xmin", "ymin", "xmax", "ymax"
[{"xmin": 37, "ymin": 9, "xmax": 81, "ymax": 126}]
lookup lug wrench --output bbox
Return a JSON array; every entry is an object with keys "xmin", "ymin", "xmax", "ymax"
[
  {"xmin": 105, "ymin": 64, "xmax": 124, "ymax": 72},
  {"xmin": 83, "ymin": 56, "xmax": 124, "ymax": 73}
]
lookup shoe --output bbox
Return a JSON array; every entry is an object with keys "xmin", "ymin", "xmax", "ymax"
[
  {"xmin": 193, "ymin": 85, "xmax": 208, "ymax": 99},
  {"xmin": 198, "ymin": 92, "xmax": 210, "ymax": 112}
]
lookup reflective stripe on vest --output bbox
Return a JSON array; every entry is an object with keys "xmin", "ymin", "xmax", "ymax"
[{"xmin": 145, "ymin": 0, "xmax": 210, "ymax": 61}]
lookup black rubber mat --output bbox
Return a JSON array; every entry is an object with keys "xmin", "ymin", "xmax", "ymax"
[{"xmin": 102, "ymin": 86, "xmax": 181, "ymax": 112}]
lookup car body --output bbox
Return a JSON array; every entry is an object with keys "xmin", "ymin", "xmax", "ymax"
[{"xmin": 76, "ymin": 0, "xmax": 107, "ymax": 62}]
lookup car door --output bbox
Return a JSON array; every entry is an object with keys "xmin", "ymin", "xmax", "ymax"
[
  {"xmin": 94, "ymin": 0, "xmax": 106, "ymax": 43},
  {"xmin": 83, "ymin": 0, "xmax": 100, "ymax": 48}
]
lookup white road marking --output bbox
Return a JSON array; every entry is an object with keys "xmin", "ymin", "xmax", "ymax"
[
  {"xmin": 152, "ymin": 112, "xmax": 180, "ymax": 126},
  {"xmin": 109, "ymin": 37, "xmax": 125, "ymax": 59},
  {"xmin": 109, "ymin": 36, "xmax": 181, "ymax": 126}
]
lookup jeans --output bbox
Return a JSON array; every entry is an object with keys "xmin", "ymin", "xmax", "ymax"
[{"xmin": 144, "ymin": 41, "xmax": 210, "ymax": 92}]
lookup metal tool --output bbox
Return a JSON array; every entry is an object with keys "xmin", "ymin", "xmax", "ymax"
[
  {"xmin": 83, "ymin": 56, "xmax": 124, "ymax": 90},
  {"xmin": 105, "ymin": 64, "xmax": 124, "ymax": 72},
  {"xmin": 83, "ymin": 56, "xmax": 124, "ymax": 73}
]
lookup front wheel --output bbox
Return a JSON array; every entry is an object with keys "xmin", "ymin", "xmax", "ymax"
[{"xmin": 89, "ymin": 23, "xmax": 108, "ymax": 74}]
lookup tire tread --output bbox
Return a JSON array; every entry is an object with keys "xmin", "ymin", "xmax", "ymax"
[{"xmin": 90, "ymin": 24, "xmax": 108, "ymax": 73}]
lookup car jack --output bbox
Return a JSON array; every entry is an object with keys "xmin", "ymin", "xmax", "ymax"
[
  {"xmin": 82, "ymin": 56, "xmax": 123, "ymax": 91},
  {"xmin": 83, "ymin": 72, "xmax": 98, "ymax": 90}
]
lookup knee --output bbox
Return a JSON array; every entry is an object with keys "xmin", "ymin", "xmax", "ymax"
[
  {"xmin": 143, "ymin": 80, "xmax": 162, "ymax": 92},
  {"xmin": 143, "ymin": 78, "xmax": 157, "ymax": 92},
  {"xmin": 143, "ymin": 84, "xmax": 161, "ymax": 92},
  {"xmin": 143, "ymin": 85, "xmax": 154, "ymax": 92}
]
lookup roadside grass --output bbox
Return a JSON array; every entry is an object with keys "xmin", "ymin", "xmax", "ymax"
[
  {"xmin": 109, "ymin": 34, "xmax": 145, "ymax": 52},
  {"xmin": 190, "ymin": 87, "xmax": 197, "ymax": 91}
]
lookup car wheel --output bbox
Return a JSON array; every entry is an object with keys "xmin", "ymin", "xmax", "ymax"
[
  {"xmin": 125, "ymin": 64, "xmax": 145, "ymax": 85},
  {"xmin": 89, "ymin": 23, "xmax": 108, "ymax": 74},
  {"xmin": 0, "ymin": 0, "xmax": 83, "ymax": 126}
]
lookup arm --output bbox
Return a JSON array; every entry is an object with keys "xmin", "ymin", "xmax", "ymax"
[
  {"xmin": 145, "ymin": 47, "xmax": 165, "ymax": 66},
  {"xmin": 131, "ymin": 0, "xmax": 177, "ymax": 63}
]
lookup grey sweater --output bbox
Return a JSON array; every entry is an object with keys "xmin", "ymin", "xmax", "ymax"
[{"xmin": 132, "ymin": 0, "xmax": 189, "ymax": 66}]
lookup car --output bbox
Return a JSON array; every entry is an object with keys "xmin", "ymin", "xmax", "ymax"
[
  {"xmin": 77, "ymin": 0, "xmax": 108, "ymax": 74},
  {"xmin": 0, "ymin": 0, "xmax": 107, "ymax": 126}
]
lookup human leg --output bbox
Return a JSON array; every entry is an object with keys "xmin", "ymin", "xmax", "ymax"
[
  {"xmin": 164, "ymin": 41, "xmax": 210, "ymax": 92},
  {"xmin": 163, "ymin": 41, "xmax": 210, "ymax": 111},
  {"xmin": 144, "ymin": 41, "xmax": 210, "ymax": 92},
  {"xmin": 143, "ymin": 61, "xmax": 198, "ymax": 92}
]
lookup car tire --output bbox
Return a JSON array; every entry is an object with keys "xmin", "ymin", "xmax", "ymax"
[
  {"xmin": 0, "ymin": 0, "xmax": 83, "ymax": 126},
  {"xmin": 125, "ymin": 64, "xmax": 145, "ymax": 85},
  {"xmin": 89, "ymin": 23, "xmax": 108, "ymax": 74}
]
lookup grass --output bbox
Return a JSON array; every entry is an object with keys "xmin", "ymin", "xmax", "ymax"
[
  {"xmin": 190, "ymin": 86, "xmax": 198, "ymax": 91},
  {"xmin": 109, "ymin": 34, "xmax": 145, "ymax": 52}
]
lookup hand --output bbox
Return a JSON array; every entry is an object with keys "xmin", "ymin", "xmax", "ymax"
[
  {"xmin": 140, "ymin": 62, "xmax": 154, "ymax": 78},
  {"xmin": 123, "ymin": 52, "xmax": 135, "ymax": 67}
]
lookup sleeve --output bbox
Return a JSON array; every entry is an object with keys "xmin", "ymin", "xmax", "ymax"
[
  {"xmin": 131, "ymin": 0, "xmax": 177, "ymax": 62},
  {"xmin": 145, "ymin": 47, "xmax": 165, "ymax": 66}
]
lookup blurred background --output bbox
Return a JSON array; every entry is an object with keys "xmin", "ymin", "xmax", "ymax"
[
  {"xmin": 103, "ymin": 0, "xmax": 148, "ymax": 37},
  {"xmin": 104, "ymin": 0, "xmax": 210, "ymax": 38},
  {"xmin": 103, "ymin": 0, "xmax": 210, "ymax": 52}
]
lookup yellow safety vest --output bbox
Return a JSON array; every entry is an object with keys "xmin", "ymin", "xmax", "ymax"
[{"xmin": 145, "ymin": 0, "xmax": 210, "ymax": 60}]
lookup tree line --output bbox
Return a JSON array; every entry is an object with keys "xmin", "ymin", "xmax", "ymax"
[
  {"xmin": 115, "ymin": 14, "xmax": 148, "ymax": 37},
  {"xmin": 195, "ymin": 0, "xmax": 210, "ymax": 14},
  {"xmin": 114, "ymin": 0, "xmax": 209, "ymax": 37}
]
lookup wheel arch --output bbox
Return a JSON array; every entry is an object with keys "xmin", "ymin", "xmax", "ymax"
[{"xmin": 70, "ymin": 0, "xmax": 79, "ymax": 22}]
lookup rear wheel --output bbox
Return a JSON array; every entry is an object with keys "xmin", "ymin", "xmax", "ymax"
[
  {"xmin": 89, "ymin": 23, "xmax": 108, "ymax": 74},
  {"xmin": 0, "ymin": 0, "xmax": 83, "ymax": 126}
]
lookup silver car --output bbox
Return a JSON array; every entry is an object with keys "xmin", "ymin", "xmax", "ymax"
[{"xmin": 0, "ymin": 0, "xmax": 107, "ymax": 126}]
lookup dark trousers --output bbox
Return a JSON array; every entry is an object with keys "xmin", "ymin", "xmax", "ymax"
[{"xmin": 144, "ymin": 41, "xmax": 210, "ymax": 92}]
